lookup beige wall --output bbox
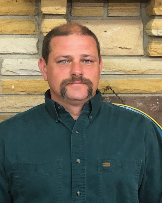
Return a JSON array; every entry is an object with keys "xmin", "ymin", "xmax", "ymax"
[{"xmin": 0, "ymin": 0, "xmax": 162, "ymax": 123}]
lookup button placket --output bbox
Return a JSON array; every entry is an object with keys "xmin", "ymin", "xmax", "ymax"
[{"xmin": 71, "ymin": 116, "xmax": 87, "ymax": 202}]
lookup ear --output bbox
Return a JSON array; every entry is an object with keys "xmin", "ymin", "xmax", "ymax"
[
  {"xmin": 38, "ymin": 57, "xmax": 48, "ymax": 81},
  {"xmin": 99, "ymin": 57, "xmax": 103, "ymax": 74}
]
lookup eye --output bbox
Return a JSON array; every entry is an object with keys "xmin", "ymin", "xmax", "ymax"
[
  {"xmin": 83, "ymin": 59, "xmax": 93, "ymax": 64},
  {"xmin": 58, "ymin": 60, "xmax": 68, "ymax": 64},
  {"xmin": 57, "ymin": 59, "xmax": 71, "ymax": 65}
]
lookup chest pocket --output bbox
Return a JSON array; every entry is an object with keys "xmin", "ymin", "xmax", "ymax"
[
  {"xmin": 97, "ymin": 158, "xmax": 142, "ymax": 203},
  {"xmin": 12, "ymin": 160, "xmax": 62, "ymax": 203}
]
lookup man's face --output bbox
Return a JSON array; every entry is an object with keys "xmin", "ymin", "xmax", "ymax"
[{"xmin": 39, "ymin": 34, "xmax": 102, "ymax": 104}]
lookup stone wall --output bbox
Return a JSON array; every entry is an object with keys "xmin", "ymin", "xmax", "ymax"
[{"xmin": 0, "ymin": 0, "xmax": 162, "ymax": 124}]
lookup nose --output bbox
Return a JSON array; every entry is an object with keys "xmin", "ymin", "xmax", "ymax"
[{"xmin": 70, "ymin": 61, "xmax": 83, "ymax": 77}]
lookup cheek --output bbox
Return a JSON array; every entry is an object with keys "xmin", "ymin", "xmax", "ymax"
[
  {"xmin": 85, "ymin": 66, "xmax": 101, "ymax": 77},
  {"xmin": 46, "ymin": 72, "xmax": 59, "ymax": 87},
  {"xmin": 91, "ymin": 74, "xmax": 101, "ymax": 89},
  {"xmin": 89, "ymin": 72, "xmax": 101, "ymax": 82},
  {"xmin": 47, "ymin": 70, "xmax": 69, "ymax": 88}
]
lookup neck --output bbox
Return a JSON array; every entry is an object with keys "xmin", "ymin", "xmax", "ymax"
[
  {"xmin": 52, "ymin": 96, "xmax": 90, "ymax": 120},
  {"xmin": 64, "ymin": 103, "xmax": 83, "ymax": 120}
]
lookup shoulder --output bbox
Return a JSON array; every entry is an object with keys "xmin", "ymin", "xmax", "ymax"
[
  {"xmin": 0, "ymin": 103, "xmax": 46, "ymax": 131},
  {"xmin": 101, "ymin": 101, "xmax": 148, "ymax": 119},
  {"xmin": 101, "ymin": 101, "xmax": 162, "ymax": 139},
  {"xmin": 100, "ymin": 101, "xmax": 159, "ymax": 129},
  {"xmin": 100, "ymin": 101, "xmax": 141, "ymax": 117}
]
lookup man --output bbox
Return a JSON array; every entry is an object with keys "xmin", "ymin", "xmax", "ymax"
[{"xmin": 0, "ymin": 22, "xmax": 162, "ymax": 203}]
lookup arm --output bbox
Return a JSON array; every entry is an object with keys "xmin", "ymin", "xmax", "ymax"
[
  {"xmin": 0, "ymin": 139, "xmax": 12, "ymax": 202},
  {"xmin": 138, "ymin": 122, "xmax": 162, "ymax": 203}
]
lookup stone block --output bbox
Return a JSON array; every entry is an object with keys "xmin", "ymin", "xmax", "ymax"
[
  {"xmin": 0, "ymin": 38, "xmax": 38, "ymax": 54},
  {"xmin": 0, "ymin": 114, "xmax": 16, "ymax": 123},
  {"xmin": 0, "ymin": 96, "xmax": 44, "ymax": 113},
  {"xmin": 41, "ymin": 0, "xmax": 67, "ymax": 14},
  {"xmin": 71, "ymin": 7, "xmax": 103, "ymax": 16},
  {"xmin": 147, "ymin": 41, "xmax": 162, "ymax": 56},
  {"xmin": 146, "ymin": 19, "xmax": 162, "ymax": 36},
  {"xmin": 72, "ymin": 0, "xmax": 103, "ymax": 7},
  {"xmin": 102, "ymin": 57, "xmax": 162, "ymax": 74},
  {"xmin": 108, "ymin": 1, "xmax": 140, "ymax": 16},
  {"xmin": 73, "ymin": 20, "xmax": 144, "ymax": 56},
  {"xmin": 0, "ymin": 19, "xmax": 38, "ymax": 34},
  {"xmin": 3, "ymin": 78, "xmax": 162, "ymax": 95},
  {"xmin": 1, "ymin": 59, "xmax": 41, "ymax": 76},
  {"xmin": 1, "ymin": 79, "xmax": 49, "ymax": 94},
  {"xmin": 0, "ymin": 0, "xmax": 36, "ymax": 15},
  {"xmin": 146, "ymin": 0, "xmax": 162, "ymax": 15},
  {"xmin": 71, "ymin": 0, "xmax": 103, "ymax": 16},
  {"xmin": 41, "ymin": 19, "xmax": 67, "ymax": 35},
  {"xmin": 99, "ymin": 78, "xmax": 162, "ymax": 93}
]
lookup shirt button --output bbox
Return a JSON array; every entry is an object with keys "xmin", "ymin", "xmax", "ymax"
[
  {"xmin": 77, "ymin": 191, "xmax": 81, "ymax": 196},
  {"xmin": 76, "ymin": 130, "xmax": 79, "ymax": 134},
  {"xmin": 76, "ymin": 159, "xmax": 81, "ymax": 163}
]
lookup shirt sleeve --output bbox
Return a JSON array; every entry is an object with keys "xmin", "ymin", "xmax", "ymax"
[
  {"xmin": 138, "ymin": 121, "xmax": 162, "ymax": 203},
  {"xmin": 0, "ymin": 139, "xmax": 12, "ymax": 202}
]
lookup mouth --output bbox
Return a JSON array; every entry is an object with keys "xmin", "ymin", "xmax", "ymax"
[{"xmin": 70, "ymin": 81, "xmax": 83, "ymax": 85}]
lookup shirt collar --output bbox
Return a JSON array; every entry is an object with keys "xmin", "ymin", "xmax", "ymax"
[
  {"xmin": 45, "ymin": 89, "xmax": 102, "ymax": 122},
  {"xmin": 88, "ymin": 89, "xmax": 102, "ymax": 122},
  {"xmin": 45, "ymin": 90, "xmax": 59, "ymax": 122}
]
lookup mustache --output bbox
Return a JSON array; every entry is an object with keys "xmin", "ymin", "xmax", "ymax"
[
  {"xmin": 60, "ymin": 76, "xmax": 93, "ymax": 87},
  {"xmin": 60, "ymin": 76, "xmax": 93, "ymax": 99}
]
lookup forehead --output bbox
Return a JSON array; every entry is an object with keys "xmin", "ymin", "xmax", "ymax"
[
  {"xmin": 50, "ymin": 34, "xmax": 97, "ymax": 50},
  {"xmin": 48, "ymin": 35, "xmax": 99, "ymax": 60}
]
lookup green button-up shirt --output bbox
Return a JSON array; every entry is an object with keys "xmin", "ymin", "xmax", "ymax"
[{"xmin": 0, "ymin": 90, "xmax": 162, "ymax": 203}]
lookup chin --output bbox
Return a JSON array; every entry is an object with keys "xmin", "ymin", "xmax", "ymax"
[
  {"xmin": 66, "ymin": 93, "xmax": 90, "ymax": 101},
  {"xmin": 68, "ymin": 96, "xmax": 89, "ymax": 101},
  {"xmin": 65, "ymin": 88, "xmax": 91, "ymax": 99}
]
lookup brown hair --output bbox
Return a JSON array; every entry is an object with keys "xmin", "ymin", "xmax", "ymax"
[{"xmin": 42, "ymin": 22, "xmax": 101, "ymax": 64}]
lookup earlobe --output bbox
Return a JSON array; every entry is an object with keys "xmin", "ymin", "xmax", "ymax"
[{"xmin": 38, "ymin": 57, "xmax": 48, "ymax": 81}]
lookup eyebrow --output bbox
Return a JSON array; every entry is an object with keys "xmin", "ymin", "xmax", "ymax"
[
  {"xmin": 55, "ymin": 54, "xmax": 97, "ymax": 60},
  {"xmin": 82, "ymin": 54, "xmax": 96, "ymax": 59},
  {"xmin": 55, "ymin": 55, "xmax": 71, "ymax": 59}
]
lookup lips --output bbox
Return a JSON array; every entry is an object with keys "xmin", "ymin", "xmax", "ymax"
[
  {"xmin": 71, "ymin": 77, "xmax": 84, "ymax": 84},
  {"xmin": 70, "ymin": 81, "xmax": 83, "ymax": 84}
]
